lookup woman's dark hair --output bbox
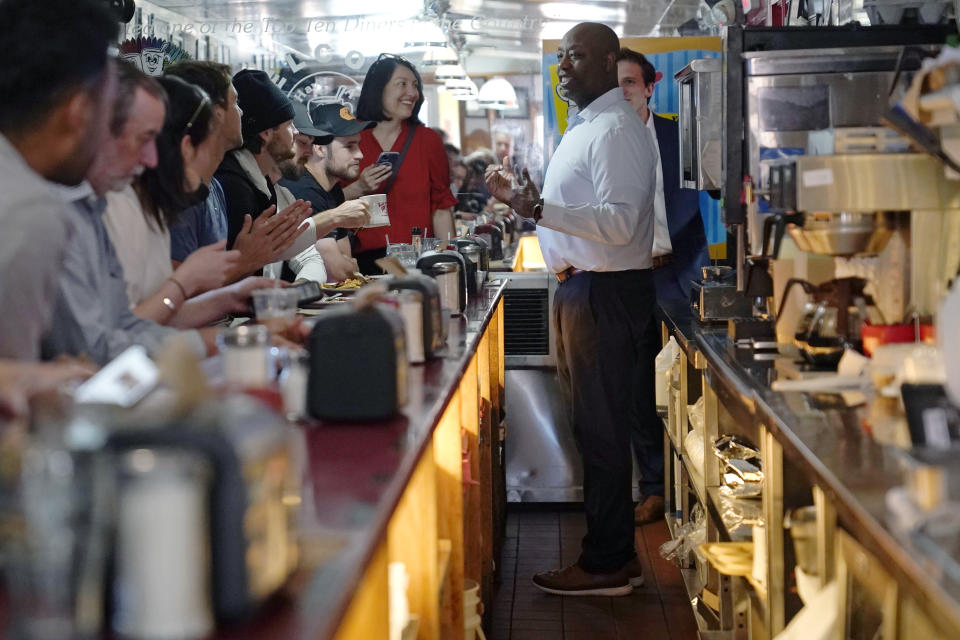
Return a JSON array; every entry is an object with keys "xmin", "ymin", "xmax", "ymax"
[
  {"xmin": 138, "ymin": 75, "xmax": 215, "ymax": 230},
  {"xmin": 356, "ymin": 55, "xmax": 424, "ymax": 124}
]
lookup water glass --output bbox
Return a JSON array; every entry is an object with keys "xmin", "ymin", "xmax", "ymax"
[
  {"xmin": 420, "ymin": 238, "xmax": 440, "ymax": 254},
  {"xmin": 386, "ymin": 243, "xmax": 418, "ymax": 270},
  {"xmin": 5, "ymin": 435, "xmax": 85, "ymax": 640}
]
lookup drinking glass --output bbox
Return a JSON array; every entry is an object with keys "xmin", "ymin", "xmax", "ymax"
[
  {"xmin": 251, "ymin": 288, "xmax": 298, "ymax": 319},
  {"xmin": 386, "ymin": 243, "xmax": 418, "ymax": 270}
]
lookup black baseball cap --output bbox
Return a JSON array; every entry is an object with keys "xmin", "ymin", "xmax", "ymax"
[
  {"xmin": 309, "ymin": 103, "xmax": 376, "ymax": 138},
  {"xmin": 292, "ymin": 101, "xmax": 334, "ymax": 144}
]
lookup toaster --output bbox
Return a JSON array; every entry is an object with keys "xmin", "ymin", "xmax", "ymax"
[
  {"xmin": 106, "ymin": 395, "xmax": 299, "ymax": 623},
  {"xmin": 417, "ymin": 250, "xmax": 467, "ymax": 313},
  {"xmin": 307, "ymin": 305, "xmax": 408, "ymax": 421},
  {"xmin": 387, "ymin": 274, "xmax": 446, "ymax": 358},
  {"xmin": 473, "ymin": 223, "xmax": 503, "ymax": 261}
]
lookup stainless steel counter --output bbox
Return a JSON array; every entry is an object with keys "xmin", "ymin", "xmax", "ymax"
[{"xmin": 657, "ymin": 298, "xmax": 960, "ymax": 638}]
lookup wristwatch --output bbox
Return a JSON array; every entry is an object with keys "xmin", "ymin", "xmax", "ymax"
[{"xmin": 531, "ymin": 198, "xmax": 544, "ymax": 223}]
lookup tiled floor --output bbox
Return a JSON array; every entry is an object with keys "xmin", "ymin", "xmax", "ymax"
[{"xmin": 488, "ymin": 505, "xmax": 698, "ymax": 640}]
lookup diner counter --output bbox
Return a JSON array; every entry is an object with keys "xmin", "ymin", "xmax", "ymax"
[
  {"xmin": 219, "ymin": 279, "xmax": 507, "ymax": 640},
  {"xmin": 657, "ymin": 298, "xmax": 960, "ymax": 637}
]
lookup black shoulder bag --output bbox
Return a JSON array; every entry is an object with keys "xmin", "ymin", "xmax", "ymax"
[{"xmin": 382, "ymin": 122, "xmax": 418, "ymax": 194}]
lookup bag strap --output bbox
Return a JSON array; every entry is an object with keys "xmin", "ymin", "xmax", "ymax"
[{"xmin": 383, "ymin": 122, "xmax": 418, "ymax": 195}]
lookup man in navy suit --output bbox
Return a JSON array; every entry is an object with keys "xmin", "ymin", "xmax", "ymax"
[{"xmin": 617, "ymin": 48, "xmax": 711, "ymax": 524}]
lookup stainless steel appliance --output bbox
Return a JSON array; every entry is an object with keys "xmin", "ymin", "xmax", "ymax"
[
  {"xmin": 743, "ymin": 45, "xmax": 922, "ymax": 255},
  {"xmin": 676, "ymin": 57, "xmax": 723, "ymax": 191},
  {"xmin": 499, "ymin": 273, "xmax": 581, "ymax": 502}
]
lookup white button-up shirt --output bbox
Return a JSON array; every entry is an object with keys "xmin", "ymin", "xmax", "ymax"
[
  {"xmin": 537, "ymin": 87, "xmax": 658, "ymax": 273},
  {"xmin": 645, "ymin": 113, "xmax": 673, "ymax": 258}
]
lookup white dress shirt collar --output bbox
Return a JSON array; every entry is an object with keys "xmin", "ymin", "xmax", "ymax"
[{"xmin": 577, "ymin": 87, "xmax": 627, "ymax": 124}]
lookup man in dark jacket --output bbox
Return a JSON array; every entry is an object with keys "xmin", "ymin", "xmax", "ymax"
[{"xmin": 618, "ymin": 48, "xmax": 711, "ymax": 525}]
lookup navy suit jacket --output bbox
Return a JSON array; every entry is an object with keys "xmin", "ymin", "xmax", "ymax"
[{"xmin": 652, "ymin": 114, "xmax": 710, "ymax": 303}]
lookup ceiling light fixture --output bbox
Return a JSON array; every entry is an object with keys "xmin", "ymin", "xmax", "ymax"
[
  {"xmin": 434, "ymin": 63, "xmax": 467, "ymax": 81},
  {"xmin": 420, "ymin": 45, "xmax": 459, "ymax": 66},
  {"xmin": 476, "ymin": 76, "xmax": 517, "ymax": 110},
  {"xmin": 446, "ymin": 79, "xmax": 479, "ymax": 101}
]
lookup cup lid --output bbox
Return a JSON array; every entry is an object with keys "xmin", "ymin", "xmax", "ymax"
[{"xmin": 217, "ymin": 324, "xmax": 270, "ymax": 347}]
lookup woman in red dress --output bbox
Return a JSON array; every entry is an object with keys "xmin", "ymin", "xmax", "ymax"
[{"xmin": 353, "ymin": 54, "xmax": 457, "ymax": 274}]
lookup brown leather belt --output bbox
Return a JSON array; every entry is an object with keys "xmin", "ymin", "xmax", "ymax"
[
  {"xmin": 556, "ymin": 267, "xmax": 584, "ymax": 283},
  {"xmin": 652, "ymin": 254, "xmax": 672, "ymax": 269},
  {"xmin": 556, "ymin": 265, "xmax": 660, "ymax": 283}
]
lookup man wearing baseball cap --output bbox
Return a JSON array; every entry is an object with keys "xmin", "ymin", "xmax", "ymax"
[{"xmin": 282, "ymin": 102, "xmax": 384, "ymax": 282}]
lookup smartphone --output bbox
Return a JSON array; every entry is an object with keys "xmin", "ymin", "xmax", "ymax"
[{"xmin": 376, "ymin": 151, "xmax": 400, "ymax": 171}]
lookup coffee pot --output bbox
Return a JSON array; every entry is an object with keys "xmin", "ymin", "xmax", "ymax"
[{"xmin": 777, "ymin": 277, "xmax": 875, "ymax": 367}]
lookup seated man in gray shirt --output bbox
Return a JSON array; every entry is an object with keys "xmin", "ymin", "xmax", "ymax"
[
  {"xmin": 41, "ymin": 63, "xmax": 211, "ymax": 364},
  {"xmin": 0, "ymin": 0, "xmax": 118, "ymax": 360}
]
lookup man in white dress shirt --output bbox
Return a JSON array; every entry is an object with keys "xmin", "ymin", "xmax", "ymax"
[{"xmin": 486, "ymin": 22, "xmax": 658, "ymax": 596}]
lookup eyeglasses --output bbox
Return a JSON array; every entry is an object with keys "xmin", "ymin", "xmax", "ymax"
[
  {"xmin": 183, "ymin": 93, "xmax": 211, "ymax": 136},
  {"xmin": 375, "ymin": 52, "xmax": 412, "ymax": 65}
]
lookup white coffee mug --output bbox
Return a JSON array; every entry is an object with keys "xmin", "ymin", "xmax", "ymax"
[{"xmin": 360, "ymin": 194, "xmax": 390, "ymax": 228}]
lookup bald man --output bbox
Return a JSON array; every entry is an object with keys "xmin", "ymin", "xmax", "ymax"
[{"xmin": 486, "ymin": 22, "xmax": 658, "ymax": 596}]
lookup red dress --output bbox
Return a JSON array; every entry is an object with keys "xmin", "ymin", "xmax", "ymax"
[{"xmin": 353, "ymin": 122, "xmax": 457, "ymax": 251}]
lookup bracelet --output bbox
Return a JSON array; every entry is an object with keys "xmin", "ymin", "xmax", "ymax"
[{"xmin": 168, "ymin": 276, "xmax": 188, "ymax": 300}]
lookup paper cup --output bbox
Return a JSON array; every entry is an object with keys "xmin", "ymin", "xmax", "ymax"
[{"xmin": 361, "ymin": 194, "xmax": 390, "ymax": 228}]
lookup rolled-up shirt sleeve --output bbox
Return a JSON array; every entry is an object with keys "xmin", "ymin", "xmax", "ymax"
[
  {"xmin": 538, "ymin": 124, "xmax": 655, "ymax": 246},
  {"xmin": 287, "ymin": 243, "xmax": 328, "ymax": 283}
]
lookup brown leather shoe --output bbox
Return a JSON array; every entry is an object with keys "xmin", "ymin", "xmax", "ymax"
[
  {"xmin": 634, "ymin": 495, "xmax": 665, "ymax": 526},
  {"xmin": 532, "ymin": 562, "xmax": 633, "ymax": 596},
  {"xmin": 623, "ymin": 556, "xmax": 645, "ymax": 587}
]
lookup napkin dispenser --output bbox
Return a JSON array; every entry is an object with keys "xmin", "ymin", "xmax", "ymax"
[
  {"xmin": 473, "ymin": 223, "xmax": 503, "ymax": 261},
  {"xmin": 387, "ymin": 274, "xmax": 446, "ymax": 358},
  {"xmin": 455, "ymin": 237, "xmax": 489, "ymax": 297},
  {"xmin": 106, "ymin": 396, "xmax": 298, "ymax": 623},
  {"xmin": 307, "ymin": 305, "xmax": 408, "ymax": 421},
  {"xmin": 417, "ymin": 250, "xmax": 467, "ymax": 312}
]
